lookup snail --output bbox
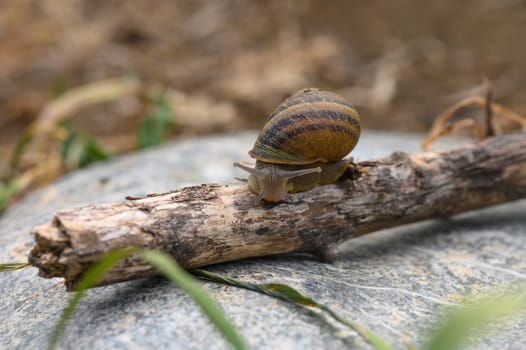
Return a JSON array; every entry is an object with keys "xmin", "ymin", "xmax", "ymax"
[{"xmin": 234, "ymin": 88, "xmax": 361, "ymax": 202}]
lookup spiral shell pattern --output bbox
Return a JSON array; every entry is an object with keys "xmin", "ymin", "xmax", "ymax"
[{"xmin": 249, "ymin": 88, "xmax": 361, "ymax": 165}]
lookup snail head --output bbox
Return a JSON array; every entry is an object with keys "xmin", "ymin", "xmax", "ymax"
[{"xmin": 234, "ymin": 162, "xmax": 321, "ymax": 202}]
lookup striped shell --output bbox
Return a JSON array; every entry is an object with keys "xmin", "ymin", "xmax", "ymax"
[{"xmin": 249, "ymin": 88, "xmax": 361, "ymax": 165}]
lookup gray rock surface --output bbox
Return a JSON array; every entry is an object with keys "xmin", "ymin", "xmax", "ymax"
[{"xmin": 0, "ymin": 130, "xmax": 525, "ymax": 350}]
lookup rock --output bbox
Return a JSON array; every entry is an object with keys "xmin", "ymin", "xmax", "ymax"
[{"xmin": 1, "ymin": 131, "xmax": 525, "ymax": 350}]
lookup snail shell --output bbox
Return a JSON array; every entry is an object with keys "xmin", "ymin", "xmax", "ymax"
[{"xmin": 234, "ymin": 88, "xmax": 361, "ymax": 202}]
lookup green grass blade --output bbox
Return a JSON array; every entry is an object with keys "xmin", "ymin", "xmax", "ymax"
[
  {"xmin": 424, "ymin": 286, "xmax": 526, "ymax": 350},
  {"xmin": 52, "ymin": 78, "xmax": 68, "ymax": 98},
  {"xmin": 77, "ymin": 136, "xmax": 112, "ymax": 168},
  {"xmin": 59, "ymin": 121, "xmax": 112, "ymax": 170},
  {"xmin": 140, "ymin": 251, "xmax": 247, "ymax": 350},
  {"xmin": 9, "ymin": 126, "xmax": 34, "ymax": 172},
  {"xmin": 48, "ymin": 248, "xmax": 136, "ymax": 350},
  {"xmin": 191, "ymin": 269, "xmax": 394, "ymax": 350},
  {"xmin": 0, "ymin": 262, "xmax": 31, "ymax": 272},
  {"xmin": 137, "ymin": 95, "xmax": 175, "ymax": 149},
  {"xmin": 50, "ymin": 249, "xmax": 245, "ymax": 350},
  {"xmin": 0, "ymin": 177, "xmax": 22, "ymax": 213},
  {"xmin": 316, "ymin": 304, "xmax": 394, "ymax": 350}
]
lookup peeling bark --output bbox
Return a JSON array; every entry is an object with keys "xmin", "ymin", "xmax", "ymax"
[{"xmin": 28, "ymin": 132, "xmax": 526, "ymax": 290}]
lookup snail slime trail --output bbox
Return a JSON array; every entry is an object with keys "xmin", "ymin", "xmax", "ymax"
[{"xmin": 234, "ymin": 88, "xmax": 361, "ymax": 202}]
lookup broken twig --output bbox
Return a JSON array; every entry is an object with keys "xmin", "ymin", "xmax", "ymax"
[
  {"xmin": 28, "ymin": 131, "xmax": 526, "ymax": 290},
  {"xmin": 423, "ymin": 93, "xmax": 526, "ymax": 150}
]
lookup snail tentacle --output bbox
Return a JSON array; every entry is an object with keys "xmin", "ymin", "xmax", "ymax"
[{"xmin": 234, "ymin": 162, "xmax": 321, "ymax": 202}]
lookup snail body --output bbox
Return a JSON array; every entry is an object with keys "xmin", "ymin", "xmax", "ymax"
[{"xmin": 234, "ymin": 88, "xmax": 361, "ymax": 202}]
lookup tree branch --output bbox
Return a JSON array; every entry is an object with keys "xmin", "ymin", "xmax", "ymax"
[{"xmin": 28, "ymin": 132, "xmax": 526, "ymax": 290}]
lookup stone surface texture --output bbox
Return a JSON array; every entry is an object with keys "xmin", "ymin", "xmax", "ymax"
[{"xmin": 1, "ymin": 131, "xmax": 525, "ymax": 350}]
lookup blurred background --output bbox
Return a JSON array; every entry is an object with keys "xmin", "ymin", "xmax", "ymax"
[{"xmin": 1, "ymin": 0, "xmax": 525, "ymax": 210}]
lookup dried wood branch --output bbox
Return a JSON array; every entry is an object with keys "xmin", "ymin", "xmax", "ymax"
[
  {"xmin": 28, "ymin": 132, "xmax": 526, "ymax": 290},
  {"xmin": 422, "ymin": 95, "xmax": 526, "ymax": 150}
]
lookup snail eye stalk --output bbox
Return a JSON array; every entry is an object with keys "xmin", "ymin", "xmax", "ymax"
[{"xmin": 234, "ymin": 162, "xmax": 321, "ymax": 202}]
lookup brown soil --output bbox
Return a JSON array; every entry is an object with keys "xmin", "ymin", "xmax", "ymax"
[{"xmin": 1, "ymin": 0, "xmax": 525, "ymax": 167}]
